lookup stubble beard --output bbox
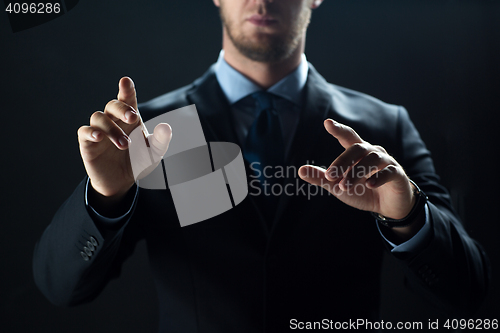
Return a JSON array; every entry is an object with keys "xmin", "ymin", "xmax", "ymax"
[{"xmin": 219, "ymin": 4, "xmax": 312, "ymax": 64}]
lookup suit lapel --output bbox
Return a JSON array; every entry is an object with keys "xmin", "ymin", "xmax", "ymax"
[
  {"xmin": 288, "ymin": 64, "xmax": 334, "ymax": 168},
  {"xmin": 186, "ymin": 66, "xmax": 240, "ymax": 145},
  {"xmin": 271, "ymin": 64, "xmax": 334, "ymax": 234}
]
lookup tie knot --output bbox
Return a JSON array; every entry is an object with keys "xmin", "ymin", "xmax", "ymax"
[{"xmin": 252, "ymin": 91, "xmax": 274, "ymax": 112}]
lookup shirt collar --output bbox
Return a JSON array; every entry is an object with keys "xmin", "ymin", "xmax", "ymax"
[{"xmin": 214, "ymin": 50, "xmax": 308, "ymax": 106}]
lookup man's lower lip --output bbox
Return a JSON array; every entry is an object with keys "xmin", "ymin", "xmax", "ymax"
[{"xmin": 248, "ymin": 18, "xmax": 277, "ymax": 27}]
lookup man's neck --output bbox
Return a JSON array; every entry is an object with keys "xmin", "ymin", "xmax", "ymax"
[{"xmin": 222, "ymin": 33, "xmax": 305, "ymax": 89}]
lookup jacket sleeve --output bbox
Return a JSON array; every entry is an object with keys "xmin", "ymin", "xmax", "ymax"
[
  {"xmin": 32, "ymin": 177, "xmax": 142, "ymax": 307},
  {"xmin": 391, "ymin": 106, "xmax": 491, "ymax": 316}
]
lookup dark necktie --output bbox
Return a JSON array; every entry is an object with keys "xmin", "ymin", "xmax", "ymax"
[{"xmin": 243, "ymin": 91, "xmax": 285, "ymax": 225}]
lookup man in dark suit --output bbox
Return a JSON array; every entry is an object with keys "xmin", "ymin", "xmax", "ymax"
[{"xmin": 34, "ymin": 0, "xmax": 490, "ymax": 332}]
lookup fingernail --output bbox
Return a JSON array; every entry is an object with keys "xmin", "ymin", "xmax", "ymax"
[
  {"xmin": 119, "ymin": 136, "xmax": 130, "ymax": 147},
  {"xmin": 91, "ymin": 131, "xmax": 100, "ymax": 139},
  {"xmin": 299, "ymin": 168, "xmax": 308, "ymax": 178},
  {"xmin": 127, "ymin": 77, "xmax": 135, "ymax": 88},
  {"xmin": 121, "ymin": 77, "xmax": 134, "ymax": 89},
  {"xmin": 124, "ymin": 110, "xmax": 134, "ymax": 121},
  {"xmin": 326, "ymin": 167, "xmax": 339, "ymax": 180}
]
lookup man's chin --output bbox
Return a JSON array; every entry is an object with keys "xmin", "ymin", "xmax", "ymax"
[
  {"xmin": 237, "ymin": 46, "xmax": 289, "ymax": 63},
  {"xmin": 233, "ymin": 37, "xmax": 293, "ymax": 63}
]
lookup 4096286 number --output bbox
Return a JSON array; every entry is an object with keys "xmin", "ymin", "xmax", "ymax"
[
  {"xmin": 444, "ymin": 318, "xmax": 498, "ymax": 330},
  {"xmin": 5, "ymin": 3, "xmax": 61, "ymax": 14}
]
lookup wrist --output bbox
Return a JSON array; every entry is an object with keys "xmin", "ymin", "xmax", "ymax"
[
  {"xmin": 384, "ymin": 206, "xmax": 426, "ymax": 243},
  {"xmin": 87, "ymin": 181, "xmax": 136, "ymax": 218},
  {"xmin": 372, "ymin": 179, "xmax": 427, "ymax": 228}
]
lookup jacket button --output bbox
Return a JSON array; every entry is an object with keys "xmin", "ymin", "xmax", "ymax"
[{"xmin": 80, "ymin": 251, "xmax": 90, "ymax": 261}]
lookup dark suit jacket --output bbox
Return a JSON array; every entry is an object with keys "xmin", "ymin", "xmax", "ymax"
[{"xmin": 33, "ymin": 64, "xmax": 490, "ymax": 332}]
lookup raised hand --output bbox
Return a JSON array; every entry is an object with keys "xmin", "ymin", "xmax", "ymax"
[
  {"xmin": 77, "ymin": 77, "xmax": 172, "ymax": 209},
  {"xmin": 298, "ymin": 119, "xmax": 417, "ymax": 221}
]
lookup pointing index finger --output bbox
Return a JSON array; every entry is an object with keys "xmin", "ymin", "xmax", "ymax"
[
  {"xmin": 324, "ymin": 119, "xmax": 363, "ymax": 149},
  {"xmin": 118, "ymin": 76, "xmax": 138, "ymax": 112},
  {"xmin": 117, "ymin": 76, "xmax": 149, "ymax": 136}
]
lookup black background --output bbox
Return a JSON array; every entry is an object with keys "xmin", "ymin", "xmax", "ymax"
[{"xmin": 1, "ymin": 0, "xmax": 499, "ymax": 332}]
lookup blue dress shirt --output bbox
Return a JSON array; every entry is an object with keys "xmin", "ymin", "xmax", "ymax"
[{"xmin": 214, "ymin": 50, "xmax": 307, "ymax": 158}]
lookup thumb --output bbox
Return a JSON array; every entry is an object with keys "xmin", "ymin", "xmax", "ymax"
[
  {"xmin": 149, "ymin": 123, "xmax": 172, "ymax": 157},
  {"xmin": 117, "ymin": 76, "xmax": 138, "ymax": 112}
]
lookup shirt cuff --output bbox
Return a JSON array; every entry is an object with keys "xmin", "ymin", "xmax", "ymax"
[
  {"xmin": 84, "ymin": 177, "xmax": 139, "ymax": 225},
  {"xmin": 376, "ymin": 204, "xmax": 432, "ymax": 254}
]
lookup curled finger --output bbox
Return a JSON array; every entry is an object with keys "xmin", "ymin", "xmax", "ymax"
[
  {"xmin": 90, "ymin": 111, "xmax": 131, "ymax": 149},
  {"xmin": 366, "ymin": 164, "xmax": 402, "ymax": 189}
]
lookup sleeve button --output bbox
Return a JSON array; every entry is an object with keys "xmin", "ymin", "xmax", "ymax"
[
  {"xmin": 83, "ymin": 247, "xmax": 92, "ymax": 257},
  {"xmin": 90, "ymin": 236, "xmax": 99, "ymax": 247},
  {"xmin": 80, "ymin": 251, "xmax": 90, "ymax": 261},
  {"xmin": 86, "ymin": 241, "xmax": 95, "ymax": 252},
  {"xmin": 418, "ymin": 265, "xmax": 429, "ymax": 274}
]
